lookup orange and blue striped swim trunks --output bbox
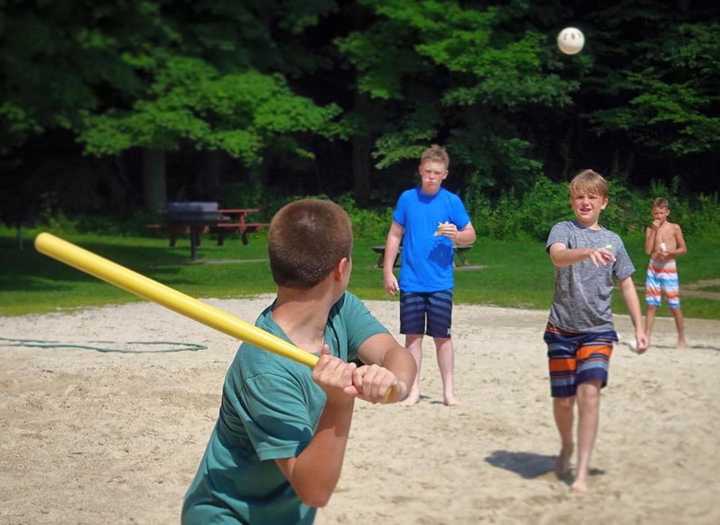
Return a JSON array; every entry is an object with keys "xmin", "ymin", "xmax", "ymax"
[
  {"xmin": 543, "ymin": 323, "xmax": 617, "ymax": 398},
  {"xmin": 645, "ymin": 258, "xmax": 680, "ymax": 309}
]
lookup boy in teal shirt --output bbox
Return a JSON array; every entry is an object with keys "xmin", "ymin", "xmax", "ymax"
[{"xmin": 182, "ymin": 199, "xmax": 416, "ymax": 524}]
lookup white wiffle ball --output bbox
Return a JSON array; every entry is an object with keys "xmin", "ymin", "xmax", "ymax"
[{"xmin": 557, "ymin": 27, "xmax": 585, "ymax": 55}]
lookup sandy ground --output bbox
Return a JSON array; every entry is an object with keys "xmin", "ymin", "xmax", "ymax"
[{"xmin": 1, "ymin": 296, "xmax": 719, "ymax": 524}]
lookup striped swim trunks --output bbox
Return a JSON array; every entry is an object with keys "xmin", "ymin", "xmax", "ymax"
[
  {"xmin": 399, "ymin": 290, "xmax": 453, "ymax": 338},
  {"xmin": 543, "ymin": 323, "xmax": 617, "ymax": 398},
  {"xmin": 645, "ymin": 258, "xmax": 680, "ymax": 309}
]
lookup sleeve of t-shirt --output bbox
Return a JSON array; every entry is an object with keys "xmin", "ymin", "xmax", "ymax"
[
  {"xmin": 392, "ymin": 192, "xmax": 408, "ymax": 226},
  {"xmin": 546, "ymin": 221, "xmax": 571, "ymax": 251},
  {"xmin": 449, "ymin": 194, "xmax": 471, "ymax": 230},
  {"xmin": 238, "ymin": 369, "xmax": 315, "ymax": 461},
  {"xmin": 612, "ymin": 237, "xmax": 636, "ymax": 281},
  {"xmin": 339, "ymin": 293, "xmax": 388, "ymax": 362}
]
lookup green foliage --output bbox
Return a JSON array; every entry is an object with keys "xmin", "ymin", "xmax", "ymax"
[
  {"xmin": 336, "ymin": 19, "xmax": 424, "ymax": 101},
  {"xmin": 590, "ymin": 19, "xmax": 720, "ymax": 157},
  {"xmin": 336, "ymin": 194, "xmax": 392, "ymax": 240},
  {"xmin": 372, "ymin": 109, "xmax": 439, "ymax": 169},
  {"xmin": 465, "ymin": 175, "xmax": 720, "ymax": 241},
  {"xmin": 80, "ymin": 59, "xmax": 342, "ymax": 164}
]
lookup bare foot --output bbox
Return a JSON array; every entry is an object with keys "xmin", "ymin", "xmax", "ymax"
[
  {"xmin": 402, "ymin": 389, "xmax": 420, "ymax": 406},
  {"xmin": 555, "ymin": 445, "xmax": 573, "ymax": 478},
  {"xmin": 570, "ymin": 478, "xmax": 588, "ymax": 493},
  {"xmin": 443, "ymin": 394, "xmax": 459, "ymax": 406},
  {"xmin": 677, "ymin": 339, "xmax": 688, "ymax": 350}
]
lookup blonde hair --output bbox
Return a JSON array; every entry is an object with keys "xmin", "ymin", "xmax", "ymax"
[
  {"xmin": 652, "ymin": 197, "xmax": 669, "ymax": 209},
  {"xmin": 569, "ymin": 169, "xmax": 608, "ymax": 198},
  {"xmin": 420, "ymin": 144, "xmax": 449, "ymax": 169}
]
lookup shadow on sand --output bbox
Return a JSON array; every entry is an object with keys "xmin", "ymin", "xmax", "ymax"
[{"xmin": 485, "ymin": 450, "xmax": 556, "ymax": 479}]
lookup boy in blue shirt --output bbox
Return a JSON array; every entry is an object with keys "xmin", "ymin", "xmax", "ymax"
[
  {"xmin": 383, "ymin": 145, "xmax": 476, "ymax": 405},
  {"xmin": 182, "ymin": 199, "xmax": 416, "ymax": 524},
  {"xmin": 544, "ymin": 170, "xmax": 648, "ymax": 493}
]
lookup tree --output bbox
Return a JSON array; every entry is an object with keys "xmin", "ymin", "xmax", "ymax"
[{"xmin": 337, "ymin": 0, "xmax": 580, "ymax": 197}]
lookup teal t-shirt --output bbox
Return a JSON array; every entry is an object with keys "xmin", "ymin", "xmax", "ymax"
[{"xmin": 182, "ymin": 292, "xmax": 387, "ymax": 525}]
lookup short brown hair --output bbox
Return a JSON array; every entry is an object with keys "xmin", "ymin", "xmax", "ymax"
[
  {"xmin": 268, "ymin": 199, "xmax": 353, "ymax": 288},
  {"xmin": 652, "ymin": 197, "xmax": 669, "ymax": 209},
  {"xmin": 420, "ymin": 144, "xmax": 449, "ymax": 170},
  {"xmin": 569, "ymin": 169, "xmax": 609, "ymax": 198}
]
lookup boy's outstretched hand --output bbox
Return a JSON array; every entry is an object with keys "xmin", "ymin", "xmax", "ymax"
[{"xmin": 588, "ymin": 247, "xmax": 616, "ymax": 266}]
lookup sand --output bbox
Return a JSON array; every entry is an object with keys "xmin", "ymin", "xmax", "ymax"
[{"xmin": 1, "ymin": 296, "xmax": 719, "ymax": 524}]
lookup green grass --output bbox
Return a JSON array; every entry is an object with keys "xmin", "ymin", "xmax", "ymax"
[{"xmin": 1, "ymin": 227, "xmax": 718, "ymax": 319}]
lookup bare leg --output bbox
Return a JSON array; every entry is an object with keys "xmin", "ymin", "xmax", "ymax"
[
  {"xmin": 433, "ymin": 337, "xmax": 457, "ymax": 406},
  {"xmin": 553, "ymin": 396, "xmax": 575, "ymax": 477},
  {"xmin": 645, "ymin": 305, "xmax": 657, "ymax": 345},
  {"xmin": 402, "ymin": 334, "xmax": 423, "ymax": 405},
  {"xmin": 572, "ymin": 380, "xmax": 602, "ymax": 493},
  {"xmin": 671, "ymin": 307, "xmax": 687, "ymax": 349}
]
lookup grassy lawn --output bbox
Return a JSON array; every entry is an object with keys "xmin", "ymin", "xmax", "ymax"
[{"xmin": 1, "ymin": 226, "xmax": 718, "ymax": 320}]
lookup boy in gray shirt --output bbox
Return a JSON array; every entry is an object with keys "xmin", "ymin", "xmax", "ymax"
[{"xmin": 544, "ymin": 169, "xmax": 648, "ymax": 493}]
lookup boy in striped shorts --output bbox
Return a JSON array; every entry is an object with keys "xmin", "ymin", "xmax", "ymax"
[
  {"xmin": 544, "ymin": 170, "xmax": 648, "ymax": 493},
  {"xmin": 644, "ymin": 198, "xmax": 688, "ymax": 348}
]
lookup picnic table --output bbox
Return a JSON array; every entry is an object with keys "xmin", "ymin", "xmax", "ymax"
[
  {"xmin": 211, "ymin": 208, "xmax": 267, "ymax": 246},
  {"xmin": 147, "ymin": 202, "xmax": 268, "ymax": 260},
  {"xmin": 372, "ymin": 243, "xmax": 475, "ymax": 268}
]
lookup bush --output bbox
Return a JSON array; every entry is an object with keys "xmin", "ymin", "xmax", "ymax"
[
  {"xmin": 26, "ymin": 175, "xmax": 720, "ymax": 243},
  {"xmin": 464, "ymin": 174, "xmax": 720, "ymax": 241},
  {"xmin": 336, "ymin": 194, "xmax": 392, "ymax": 240}
]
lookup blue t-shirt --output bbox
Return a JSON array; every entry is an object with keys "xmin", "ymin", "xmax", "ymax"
[
  {"xmin": 392, "ymin": 187, "xmax": 470, "ymax": 292},
  {"xmin": 182, "ymin": 292, "xmax": 387, "ymax": 525}
]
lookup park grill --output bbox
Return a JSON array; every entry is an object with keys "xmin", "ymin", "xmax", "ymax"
[
  {"xmin": 166, "ymin": 201, "xmax": 222, "ymax": 224},
  {"xmin": 150, "ymin": 201, "xmax": 267, "ymax": 260},
  {"xmin": 164, "ymin": 201, "xmax": 223, "ymax": 260}
]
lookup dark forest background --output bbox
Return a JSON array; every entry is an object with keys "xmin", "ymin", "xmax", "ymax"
[{"xmin": 1, "ymin": 0, "xmax": 719, "ymax": 237}]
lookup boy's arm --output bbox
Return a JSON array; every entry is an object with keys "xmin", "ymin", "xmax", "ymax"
[
  {"xmin": 383, "ymin": 222, "xmax": 403, "ymax": 295},
  {"xmin": 644, "ymin": 224, "xmax": 658, "ymax": 255},
  {"xmin": 275, "ymin": 347, "xmax": 357, "ymax": 508},
  {"xmin": 671, "ymin": 224, "xmax": 687, "ymax": 257},
  {"xmin": 548, "ymin": 242, "xmax": 615, "ymax": 268},
  {"xmin": 356, "ymin": 333, "xmax": 416, "ymax": 403},
  {"xmin": 456, "ymin": 223, "xmax": 477, "ymax": 246},
  {"xmin": 618, "ymin": 276, "xmax": 649, "ymax": 353}
]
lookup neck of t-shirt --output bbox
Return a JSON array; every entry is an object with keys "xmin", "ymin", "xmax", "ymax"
[
  {"xmin": 419, "ymin": 185, "xmax": 441, "ymax": 197},
  {"xmin": 574, "ymin": 218, "xmax": 602, "ymax": 230}
]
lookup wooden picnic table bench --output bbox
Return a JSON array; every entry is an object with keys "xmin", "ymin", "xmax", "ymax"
[
  {"xmin": 146, "ymin": 203, "xmax": 268, "ymax": 259},
  {"xmin": 210, "ymin": 208, "xmax": 269, "ymax": 246}
]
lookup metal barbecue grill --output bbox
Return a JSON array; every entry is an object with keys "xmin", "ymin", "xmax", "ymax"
[
  {"xmin": 165, "ymin": 201, "xmax": 223, "ymax": 260},
  {"xmin": 166, "ymin": 201, "xmax": 222, "ymax": 224}
]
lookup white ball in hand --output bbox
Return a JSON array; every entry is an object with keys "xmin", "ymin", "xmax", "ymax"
[{"xmin": 557, "ymin": 27, "xmax": 585, "ymax": 55}]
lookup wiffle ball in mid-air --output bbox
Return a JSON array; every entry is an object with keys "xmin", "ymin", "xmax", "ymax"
[{"xmin": 557, "ymin": 27, "xmax": 585, "ymax": 55}]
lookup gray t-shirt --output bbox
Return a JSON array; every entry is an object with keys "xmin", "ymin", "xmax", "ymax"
[{"xmin": 546, "ymin": 220, "xmax": 635, "ymax": 332}]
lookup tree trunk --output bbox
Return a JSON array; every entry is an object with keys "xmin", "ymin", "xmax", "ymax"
[
  {"xmin": 352, "ymin": 133, "xmax": 371, "ymax": 204},
  {"xmin": 196, "ymin": 150, "xmax": 224, "ymax": 202},
  {"xmin": 142, "ymin": 148, "xmax": 167, "ymax": 211},
  {"xmin": 352, "ymin": 93, "xmax": 372, "ymax": 204}
]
